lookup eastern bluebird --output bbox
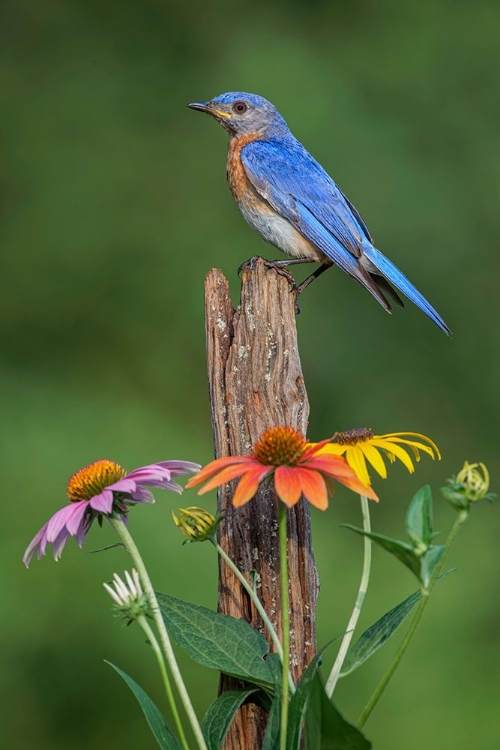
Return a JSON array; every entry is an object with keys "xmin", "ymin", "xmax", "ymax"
[{"xmin": 188, "ymin": 92, "xmax": 450, "ymax": 334}]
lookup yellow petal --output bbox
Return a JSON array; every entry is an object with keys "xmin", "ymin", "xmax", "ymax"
[
  {"xmin": 370, "ymin": 440, "xmax": 415, "ymax": 473},
  {"xmin": 345, "ymin": 446, "xmax": 371, "ymax": 486},
  {"xmin": 381, "ymin": 433, "xmax": 441, "ymax": 460},
  {"xmin": 360, "ymin": 443, "xmax": 388, "ymax": 479},
  {"xmin": 316, "ymin": 444, "xmax": 346, "ymax": 457}
]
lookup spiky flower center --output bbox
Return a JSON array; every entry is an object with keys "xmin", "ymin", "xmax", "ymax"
[
  {"xmin": 67, "ymin": 459, "xmax": 127, "ymax": 503},
  {"xmin": 336, "ymin": 428, "xmax": 374, "ymax": 446},
  {"xmin": 252, "ymin": 426, "xmax": 306, "ymax": 466}
]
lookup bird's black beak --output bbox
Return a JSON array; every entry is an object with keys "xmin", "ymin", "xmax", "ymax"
[{"xmin": 187, "ymin": 101, "xmax": 212, "ymax": 114}]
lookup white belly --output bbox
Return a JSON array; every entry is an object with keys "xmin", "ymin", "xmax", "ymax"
[{"xmin": 237, "ymin": 194, "xmax": 324, "ymax": 262}]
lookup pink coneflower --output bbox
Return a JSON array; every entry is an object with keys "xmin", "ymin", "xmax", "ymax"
[{"xmin": 23, "ymin": 458, "xmax": 200, "ymax": 566}]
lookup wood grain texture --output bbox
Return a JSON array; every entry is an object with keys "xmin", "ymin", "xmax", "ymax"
[{"xmin": 204, "ymin": 258, "xmax": 319, "ymax": 749}]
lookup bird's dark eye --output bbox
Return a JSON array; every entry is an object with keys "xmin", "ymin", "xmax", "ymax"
[{"xmin": 232, "ymin": 101, "xmax": 248, "ymax": 115}]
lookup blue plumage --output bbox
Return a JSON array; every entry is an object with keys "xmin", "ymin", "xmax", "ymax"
[{"xmin": 188, "ymin": 92, "xmax": 451, "ymax": 335}]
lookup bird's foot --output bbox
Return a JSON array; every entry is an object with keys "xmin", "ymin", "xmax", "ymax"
[
  {"xmin": 238, "ymin": 257, "xmax": 297, "ymax": 286},
  {"xmin": 238, "ymin": 256, "xmax": 261, "ymax": 278}
]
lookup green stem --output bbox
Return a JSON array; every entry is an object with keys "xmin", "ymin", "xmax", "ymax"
[
  {"xmin": 109, "ymin": 516, "xmax": 207, "ymax": 750},
  {"xmin": 214, "ymin": 541, "xmax": 295, "ymax": 694},
  {"xmin": 357, "ymin": 511, "xmax": 467, "ymax": 729},
  {"xmin": 138, "ymin": 616, "xmax": 189, "ymax": 750},
  {"xmin": 325, "ymin": 495, "xmax": 372, "ymax": 697},
  {"xmin": 278, "ymin": 501, "xmax": 290, "ymax": 750}
]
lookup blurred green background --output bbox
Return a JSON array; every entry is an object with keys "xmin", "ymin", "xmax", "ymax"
[{"xmin": 1, "ymin": 0, "xmax": 498, "ymax": 747}]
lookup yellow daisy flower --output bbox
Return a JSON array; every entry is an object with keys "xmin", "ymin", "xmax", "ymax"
[{"xmin": 316, "ymin": 428, "xmax": 440, "ymax": 487}]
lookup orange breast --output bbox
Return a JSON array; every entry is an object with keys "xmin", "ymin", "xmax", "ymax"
[{"xmin": 226, "ymin": 133, "xmax": 262, "ymax": 203}]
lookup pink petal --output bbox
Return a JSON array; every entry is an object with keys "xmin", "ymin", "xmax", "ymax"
[
  {"xmin": 89, "ymin": 488, "xmax": 114, "ymax": 513},
  {"xmin": 157, "ymin": 460, "xmax": 201, "ymax": 476},
  {"xmin": 130, "ymin": 487, "xmax": 155, "ymax": 504},
  {"xmin": 23, "ymin": 524, "xmax": 49, "ymax": 567},
  {"xmin": 65, "ymin": 501, "xmax": 90, "ymax": 535},
  {"xmin": 52, "ymin": 528, "xmax": 71, "ymax": 561},
  {"xmin": 46, "ymin": 505, "xmax": 81, "ymax": 543},
  {"xmin": 126, "ymin": 467, "xmax": 171, "ymax": 483},
  {"xmin": 108, "ymin": 478, "xmax": 137, "ymax": 494}
]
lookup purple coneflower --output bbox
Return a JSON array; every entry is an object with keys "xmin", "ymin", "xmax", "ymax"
[{"xmin": 23, "ymin": 458, "xmax": 200, "ymax": 566}]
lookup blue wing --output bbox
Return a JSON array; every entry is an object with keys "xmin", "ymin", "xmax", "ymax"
[{"xmin": 241, "ymin": 137, "xmax": 450, "ymax": 334}]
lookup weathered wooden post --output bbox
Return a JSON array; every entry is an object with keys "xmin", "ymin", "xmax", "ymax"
[{"xmin": 204, "ymin": 258, "xmax": 319, "ymax": 748}]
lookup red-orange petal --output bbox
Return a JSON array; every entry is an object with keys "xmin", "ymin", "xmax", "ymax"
[
  {"xmin": 301, "ymin": 455, "xmax": 356, "ymax": 478},
  {"xmin": 337, "ymin": 475, "xmax": 379, "ymax": 502},
  {"xmin": 185, "ymin": 455, "xmax": 254, "ymax": 488},
  {"xmin": 196, "ymin": 462, "xmax": 257, "ymax": 495},
  {"xmin": 300, "ymin": 436, "xmax": 336, "ymax": 461},
  {"xmin": 232, "ymin": 467, "xmax": 272, "ymax": 507},
  {"xmin": 274, "ymin": 466, "xmax": 302, "ymax": 506},
  {"xmin": 297, "ymin": 468, "xmax": 329, "ymax": 510}
]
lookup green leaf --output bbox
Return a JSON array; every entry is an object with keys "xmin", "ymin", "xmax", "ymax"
[
  {"xmin": 106, "ymin": 661, "xmax": 181, "ymax": 750},
  {"xmin": 305, "ymin": 675, "xmax": 371, "ymax": 750},
  {"xmin": 420, "ymin": 544, "xmax": 445, "ymax": 589},
  {"xmin": 405, "ymin": 485, "xmax": 436, "ymax": 548},
  {"xmin": 287, "ymin": 652, "xmax": 324, "ymax": 750},
  {"xmin": 340, "ymin": 569, "xmax": 455, "ymax": 677},
  {"xmin": 262, "ymin": 689, "xmax": 281, "ymax": 750},
  {"xmin": 342, "ymin": 525, "xmax": 421, "ymax": 580},
  {"xmin": 202, "ymin": 689, "xmax": 259, "ymax": 750},
  {"xmin": 156, "ymin": 593, "xmax": 276, "ymax": 689},
  {"xmin": 343, "ymin": 526, "xmax": 444, "ymax": 588}
]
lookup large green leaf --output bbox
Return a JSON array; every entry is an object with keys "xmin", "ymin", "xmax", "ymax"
[
  {"xmin": 305, "ymin": 675, "xmax": 371, "ymax": 750},
  {"xmin": 202, "ymin": 689, "xmax": 259, "ymax": 750},
  {"xmin": 405, "ymin": 485, "xmax": 437, "ymax": 548},
  {"xmin": 342, "ymin": 526, "xmax": 421, "ymax": 579},
  {"xmin": 287, "ymin": 652, "xmax": 324, "ymax": 750},
  {"xmin": 156, "ymin": 593, "xmax": 276, "ymax": 689},
  {"xmin": 262, "ymin": 688, "xmax": 281, "ymax": 750},
  {"xmin": 106, "ymin": 661, "xmax": 181, "ymax": 750},
  {"xmin": 340, "ymin": 570, "xmax": 454, "ymax": 677},
  {"xmin": 342, "ymin": 526, "xmax": 444, "ymax": 589}
]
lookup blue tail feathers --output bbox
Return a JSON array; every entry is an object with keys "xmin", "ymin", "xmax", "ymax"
[{"xmin": 363, "ymin": 245, "xmax": 451, "ymax": 335}]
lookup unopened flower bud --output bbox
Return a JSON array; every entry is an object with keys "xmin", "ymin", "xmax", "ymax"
[
  {"xmin": 172, "ymin": 507, "xmax": 222, "ymax": 542},
  {"xmin": 103, "ymin": 569, "xmax": 151, "ymax": 623},
  {"xmin": 441, "ymin": 461, "xmax": 494, "ymax": 512}
]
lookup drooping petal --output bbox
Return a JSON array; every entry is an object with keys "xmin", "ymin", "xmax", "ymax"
[
  {"xmin": 130, "ymin": 487, "xmax": 155, "ymax": 504},
  {"xmin": 196, "ymin": 462, "xmax": 256, "ymax": 495},
  {"xmin": 300, "ymin": 436, "xmax": 337, "ymax": 461},
  {"xmin": 51, "ymin": 527, "xmax": 71, "ymax": 561},
  {"xmin": 107, "ymin": 478, "xmax": 138, "ymax": 494},
  {"xmin": 297, "ymin": 469, "xmax": 328, "ymax": 510},
  {"xmin": 125, "ymin": 467, "xmax": 171, "ymax": 484},
  {"xmin": 309, "ymin": 443, "xmax": 347, "ymax": 458},
  {"xmin": 64, "ymin": 501, "xmax": 90, "ymax": 535},
  {"xmin": 337, "ymin": 475, "xmax": 379, "ymax": 501},
  {"xmin": 274, "ymin": 466, "xmax": 302, "ymax": 506},
  {"xmin": 232, "ymin": 467, "xmax": 272, "ymax": 507},
  {"xmin": 186, "ymin": 456, "xmax": 254, "ymax": 488},
  {"xmin": 360, "ymin": 443, "xmax": 388, "ymax": 479},
  {"xmin": 23, "ymin": 524, "xmax": 49, "ymax": 567},
  {"xmin": 300, "ymin": 455, "xmax": 357, "ymax": 478},
  {"xmin": 345, "ymin": 446, "xmax": 371, "ymax": 487},
  {"xmin": 382, "ymin": 433, "xmax": 441, "ymax": 460},
  {"xmin": 89, "ymin": 488, "xmax": 114, "ymax": 513},
  {"xmin": 46, "ymin": 504, "xmax": 81, "ymax": 543},
  {"xmin": 157, "ymin": 460, "xmax": 202, "ymax": 476},
  {"xmin": 369, "ymin": 440, "xmax": 415, "ymax": 473}
]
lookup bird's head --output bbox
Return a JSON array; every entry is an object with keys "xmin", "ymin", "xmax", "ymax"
[{"xmin": 187, "ymin": 92, "xmax": 288, "ymax": 137}]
